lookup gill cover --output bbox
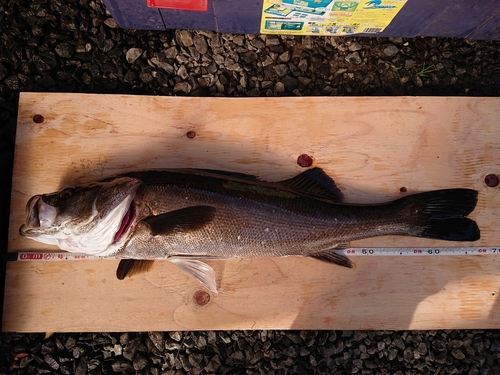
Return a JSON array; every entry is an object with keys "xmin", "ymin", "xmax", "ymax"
[{"xmin": 19, "ymin": 177, "xmax": 142, "ymax": 256}]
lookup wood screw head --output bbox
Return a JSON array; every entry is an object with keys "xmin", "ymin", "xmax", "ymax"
[
  {"xmin": 33, "ymin": 114, "xmax": 44, "ymax": 123},
  {"xmin": 297, "ymin": 154, "xmax": 313, "ymax": 168},
  {"xmin": 485, "ymin": 174, "xmax": 499, "ymax": 187}
]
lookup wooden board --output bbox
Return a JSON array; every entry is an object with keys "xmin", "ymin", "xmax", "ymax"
[{"xmin": 3, "ymin": 93, "xmax": 500, "ymax": 332}]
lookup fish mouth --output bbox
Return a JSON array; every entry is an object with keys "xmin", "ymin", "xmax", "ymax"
[
  {"xmin": 112, "ymin": 199, "xmax": 137, "ymax": 244},
  {"xmin": 20, "ymin": 195, "xmax": 58, "ymax": 235}
]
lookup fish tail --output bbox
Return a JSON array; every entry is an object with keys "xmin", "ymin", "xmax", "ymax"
[{"xmin": 401, "ymin": 189, "xmax": 480, "ymax": 241}]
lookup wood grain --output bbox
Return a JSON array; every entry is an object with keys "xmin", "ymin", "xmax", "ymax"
[{"xmin": 4, "ymin": 93, "xmax": 500, "ymax": 331}]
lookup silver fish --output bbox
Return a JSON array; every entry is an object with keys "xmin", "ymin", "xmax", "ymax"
[{"xmin": 20, "ymin": 168, "xmax": 480, "ymax": 291}]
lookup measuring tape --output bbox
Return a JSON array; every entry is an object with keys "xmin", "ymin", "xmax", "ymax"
[
  {"xmin": 15, "ymin": 252, "xmax": 108, "ymax": 261},
  {"xmin": 10, "ymin": 247, "xmax": 500, "ymax": 261},
  {"xmin": 337, "ymin": 247, "xmax": 499, "ymax": 256}
]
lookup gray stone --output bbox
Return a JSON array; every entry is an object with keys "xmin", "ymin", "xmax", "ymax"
[
  {"xmin": 273, "ymin": 64, "xmax": 289, "ymax": 77},
  {"xmin": 226, "ymin": 61, "xmax": 241, "ymax": 71},
  {"xmin": 278, "ymin": 51, "xmax": 290, "ymax": 63},
  {"xmin": 451, "ymin": 339, "xmax": 463, "ymax": 348},
  {"xmin": 189, "ymin": 352, "xmax": 204, "ymax": 366},
  {"xmin": 169, "ymin": 332, "xmax": 182, "ymax": 342},
  {"xmin": 405, "ymin": 59, "xmax": 417, "ymax": 69},
  {"xmin": 133, "ymin": 352, "xmax": 148, "ymax": 370},
  {"xmin": 302, "ymin": 36, "xmax": 314, "ymax": 49},
  {"xmin": 72, "ymin": 347, "xmax": 82, "ymax": 359},
  {"xmin": 265, "ymin": 36, "xmax": 280, "ymax": 46},
  {"xmin": 179, "ymin": 30, "xmax": 193, "ymax": 47},
  {"xmin": 490, "ymin": 339, "xmax": 500, "ymax": 352},
  {"xmin": 435, "ymin": 352, "xmax": 448, "ymax": 364},
  {"xmin": 282, "ymin": 75, "xmax": 298, "ymax": 91},
  {"xmin": 403, "ymin": 347, "xmax": 413, "ymax": 362},
  {"xmin": 177, "ymin": 65, "xmax": 189, "ymax": 79},
  {"xmin": 126, "ymin": 48, "xmax": 142, "ymax": 63},
  {"xmin": 173, "ymin": 81, "xmax": 192, "ymax": 94},
  {"xmin": 451, "ymin": 348, "xmax": 465, "ymax": 360},
  {"xmin": 298, "ymin": 59, "xmax": 308, "ymax": 72},
  {"xmin": 55, "ymin": 43, "xmax": 74, "ymax": 58},
  {"xmin": 193, "ymin": 34, "xmax": 208, "ymax": 54},
  {"xmin": 123, "ymin": 337, "xmax": 141, "ymax": 361},
  {"xmin": 231, "ymin": 350, "xmax": 244, "ymax": 361},
  {"xmin": 248, "ymin": 87, "xmax": 260, "ymax": 97},
  {"xmin": 33, "ymin": 52, "xmax": 57, "ymax": 71},
  {"xmin": 261, "ymin": 55, "xmax": 274, "ymax": 67},
  {"xmin": 394, "ymin": 336, "xmax": 405, "ymax": 350},
  {"xmin": 348, "ymin": 41, "xmax": 362, "ymax": 52},
  {"xmin": 233, "ymin": 35, "xmax": 245, "ymax": 46},
  {"xmin": 204, "ymin": 355, "xmax": 221, "ymax": 372},
  {"xmin": 87, "ymin": 359, "xmax": 100, "ymax": 371},
  {"xmin": 75, "ymin": 358, "xmax": 87, "ymax": 375},
  {"xmin": 65, "ymin": 337, "xmax": 76, "ymax": 350},
  {"xmin": 283, "ymin": 345, "xmax": 299, "ymax": 357},
  {"xmin": 383, "ymin": 45, "xmax": 399, "ymax": 57},
  {"xmin": 219, "ymin": 331, "xmax": 232, "ymax": 344},
  {"xmin": 0, "ymin": 63, "xmax": 7, "ymax": 81},
  {"xmin": 416, "ymin": 342, "xmax": 427, "ymax": 356},
  {"xmin": 433, "ymin": 339, "xmax": 447, "ymax": 351},
  {"xmin": 165, "ymin": 46, "xmax": 179, "ymax": 59},
  {"xmin": 39, "ymin": 74, "xmax": 57, "ymax": 87},
  {"xmin": 250, "ymin": 38, "xmax": 265, "ymax": 49},
  {"xmin": 388, "ymin": 348, "xmax": 398, "ymax": 361},
  {"xmin": 104, "ymin": 17, "xmax": 118, "ymax": 28},
  {"xmin": 101, "ymin": 39, "xmax": 115, "ymax": 53},
  {"xmin": 285, "ymin": 332, "xmax": 302, "ymax": 344},
  {"xmin": 353, "ymin": 358, "xmax": 363, "ymax": 369},
  {"xmin": 4, "ymin": 75, "xmax": 19, "ymax": 90},
  {"xmin": 150, "ymin": 57, "xmax": 174, "ymax": 73},
  {"xmin": 345, "ymin": 52, "xmax": 362, "ymax": 65},
  {"xmin": 111, "ymin": 358, "xmax": 134, "ymax": 373},
  {"xmin": 44, "ymin": 355, "xmax": 59, "ymax": 370}
]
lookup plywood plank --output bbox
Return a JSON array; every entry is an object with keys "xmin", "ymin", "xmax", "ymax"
[{"xmin": 4, "ymin": 93, "xmax": 500, "ymax": 332}]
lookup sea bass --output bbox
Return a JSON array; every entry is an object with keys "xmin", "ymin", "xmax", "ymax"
[{"xmin": 20, "ymin": 168, "xmax": 480, "ymax": 291}]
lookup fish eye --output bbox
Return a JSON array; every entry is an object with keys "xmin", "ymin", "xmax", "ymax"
[{"xmin": 59, "ymin": 187, "xmax": 75, "ymax": 200}]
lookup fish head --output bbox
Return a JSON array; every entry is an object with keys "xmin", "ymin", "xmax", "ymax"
[{"xmin": 19, "ymin": 177, "xmax": 142, "ymax": 255}]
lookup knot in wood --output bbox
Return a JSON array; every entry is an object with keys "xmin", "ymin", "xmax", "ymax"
[{"xmin": 193, "ymin": 290, "xmax": 210, "ymax": 306}]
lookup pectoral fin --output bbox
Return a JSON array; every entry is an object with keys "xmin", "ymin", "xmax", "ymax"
[
  {"xmin": 168, "ymin": 257, "xmax": 218, "ymax": 293},
  {"xmin": 142, "ymin": 206, "xmax": 216, "ymax": 236},
  {"xmin": 116, "ymin": 259, "xmax": 155, "ymax": 279}
]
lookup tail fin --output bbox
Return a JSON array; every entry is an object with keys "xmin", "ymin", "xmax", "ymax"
[{"xmin": 401, "ymin": 189, "xmax": 480, "ymax": 241}]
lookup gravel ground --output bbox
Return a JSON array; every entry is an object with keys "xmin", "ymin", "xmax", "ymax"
[{"xmin": 1, "ymin": 0, "xmax": 500, "ymax": 374}]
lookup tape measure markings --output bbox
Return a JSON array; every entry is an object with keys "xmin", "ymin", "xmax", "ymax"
[
  {"xmin": 17, "ymin": 252, "xmax": 106, "ymax": 261},
  {"xmin": 337, "ymin": 247, "xmax": 498, "ymax": 256},
  {"xmin": 13, "ymin": 247, "xmax": 500, "ymax": 261}
]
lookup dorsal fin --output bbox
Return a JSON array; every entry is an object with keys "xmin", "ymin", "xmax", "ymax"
[
  {"xmin": 190, "ymin": 169, "xmax": 260, "ymax": 181},
  {"xmin": 279, "ymin": 168, "xmax": 345, "ymax": 203}
]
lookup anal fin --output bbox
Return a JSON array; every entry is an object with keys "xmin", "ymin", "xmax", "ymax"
[
  {"xmin": 309, "ymin": 246, "xmax": 354, "ymax": 268},
  {"xmin": 116, "ymin": 259, "xmax": 155, "ymax": 280}
]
